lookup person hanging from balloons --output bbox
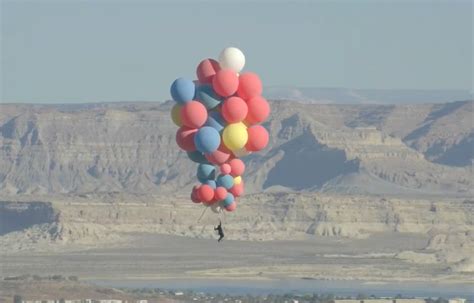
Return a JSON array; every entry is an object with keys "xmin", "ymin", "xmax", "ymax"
[
  {"xmin": 214, "ymin": 220, "xmax": 225, "ymax": 242},
  {"xmin": 169, "ymin": 47, "xmax": 271, "ymax": 242}
]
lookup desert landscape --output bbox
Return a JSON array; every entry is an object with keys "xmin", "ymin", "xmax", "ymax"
[{"xmin": 0, "ymin": 99, "xmax": 473, "ymax": 296}]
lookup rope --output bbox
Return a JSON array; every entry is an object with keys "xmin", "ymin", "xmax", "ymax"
[
  {"xmin": 220, "ymin": 208, "xmax": 227, "ymax": 224},
  {"xmin": 197, "ymin": 206, "xmax": 208, "ymax": 223}
]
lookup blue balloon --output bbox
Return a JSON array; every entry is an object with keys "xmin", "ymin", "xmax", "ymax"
[
  {"xmin": 216, "ymin": 174, "xmax": 234, "ymax": 189},
  {"xmin": 205, "ymin": 111, "xmax": 226, "ymax": 133},
  {"xmin": 186, "ymin": 151, "xmax": 209, "ymax": 164},
  {"xmin": 195, "ymin": 85, "xmax": 222, "ymax": 109},
  {"xmin": 197, "ymin": 163, "xmax": 216, "ymax": 181},
  {"xmin": 203, "ymin": 180, "xmax": 217, "ymax": 189},
  {"xmin": 170, "ymin": 78, "xmax": 195, "ymax": 105},
  {"xmin": 194, "ymin": 126, "xmax": 221, "ymax": 154},
  {"xmin": 222, "ymin": 192, "xmax": 235, "ymax": 207}
]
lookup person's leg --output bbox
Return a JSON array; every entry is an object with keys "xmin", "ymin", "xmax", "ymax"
[{"xmin": 218, "ymin": 234, "xmax": 224, "ymax": 242}]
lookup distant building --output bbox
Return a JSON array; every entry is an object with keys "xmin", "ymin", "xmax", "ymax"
[
  {"xmin": 22, "ymin": 300, "xmax": 126, "ymax": 303},
  {"xmin": 174, "ymin": 292, "xmax": 184, "ymax": 296},
  {"xmin": 334, "ymin": 300, "xmax": 426, "ymax": 303},
  {"xmin": 449, "ymin": 298, "xmax": 466, "ymax": 303}
]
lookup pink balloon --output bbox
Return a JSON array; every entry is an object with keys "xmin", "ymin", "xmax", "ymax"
[
  {"xmin": 198, "ymin": 184, "xmax": 215, "ymax": 204},
  {"xmin": 245, "ymin": 96, "xmax": 270, "ymax": 125},
  {"xmin": 237, "ymin": 72, "xmax": 262, "ymax": 100},
  {"xmin": 214, "ymin": 186, "xmax": 228, "ymax": 201},
  {"xmin": 212, "ymin": 69, "xmax": 239, "ymax": 97},
  {"xmin": 220, "ymin": 163, "xmax": 231, "ymax": 174},
  {"xmin": 181, "ymin": 101, "xmax": 208, "ymax": 128},
  {"xmin": 229, "ymin": 158, "xmax": 245, "ymax": 177},
  {"xmin": 230, "ymin": 182, "xmax": 244, "ymax": 197},
  {"xmin": 196, "ymin": 58, "xmax": 220, "ymax": 84},
  {"xmin": 225, "ymin": 202, "xmax": 237, "ymax": 212},
  {"xmin": 205, "ymin": 143, "xmax": 233, "ymax": 165},
  {"xmin": 176, "ymin": 127, "xmax": 197, "ymax": 151},
  {"xmin": 205, "ymin": 143, "xmax": 232, "ymax": 165},
  {"xmin": 245, "ymin": 125, "xmax": 269, "ymax": 152},
  {"xmin": 222, "ymin": 96, "xmax": 248, "ymax": 123}
]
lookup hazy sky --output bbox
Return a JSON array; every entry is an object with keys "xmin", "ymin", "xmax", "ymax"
[{"xmin": 1, "ymin": 0, "xmax": 472, "ymax": 103}]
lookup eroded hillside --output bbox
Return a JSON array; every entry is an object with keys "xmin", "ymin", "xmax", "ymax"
[{"xmin": 0, "ymin": 101, "xmax": 472, "ymax": 196}]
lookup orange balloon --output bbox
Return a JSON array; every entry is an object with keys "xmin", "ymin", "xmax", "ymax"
[
  {"xmin": 230, "ymin": 182, "xmax": 244, "ymax": 197},
  {"xmin": 245, "ymin": 96, "xmax": 270, "ymax": 125},
  {"xmin": 222, "ymin": 96, "xmax": 248, "ymax": 123},
  {"xmin": 181, "ymin": 101, "xmax": 208, "ymax": 128},
  {"xmin": 196, "ymin": 58, "xmax": 220, "ymax": 84},
  {"xmin": 237, "ymin": 72, "xmax": 262, "ymax": 100},
  {"xmin": 176, "ymin": 127, "xmax": 197, "ymax": 151},
  {"xmin": 225, "ymin": 201, "xmax": 237, "ymax": 212},
  {"xmin": 198, "ymin": 184, "xmax": 215, "ymax": 204},
  {"xmin": 212, "ymin": 69, "xmax": 239, "ymax": 97},
  {"xmin": 245, "ymin": 125, "xmax": 269, "ymax": 152},
  {"xmin": 215, "ymin": 186, "xmax": 228, "ymax": 201},
  {"xmin": 229, "ymin": 158, "xmax": 245, "ymax": 177}
]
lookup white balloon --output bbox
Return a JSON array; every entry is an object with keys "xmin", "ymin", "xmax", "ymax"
[{"xmin": 219, "ymin": 47, "xmax": 245, "ymax": 72}]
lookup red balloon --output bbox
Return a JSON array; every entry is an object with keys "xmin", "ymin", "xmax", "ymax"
[
  {"xmin": 229, "ymin": 158, "xmax": 245, "ymax": 177},
  {"xmin": 205, "ymin": 143, "xmax": 233, "ymax": 165},
  {"xmin": 196, "ymin": 59, "xmax": 220, "ymax": 84},
  {"xmin": 212, "ymin": 69, "xmax": 239, "ymax": 97},
  {"xmin": 220, "ymin": 163, "xmax": 231, "ymax": 174},
  {"xmin": 192, "ymin": 185, "xmax": 201, "ymax": 203},
  {"xmin": 181, "ymin": 101, "xmax": 208, "ymax": 128},
  {"xmin": 225, "ymin": 201, "xmax": 237, "ymax": 212},
  {"xmin": 245, "ymin": 125, "xmax": 269, "ymax": 152},
  {"xmin": 176, "ymin": 127, "xmax": 197, "ymax": 151},
  {"xmin": 222, "ymin": 96, "xmax": 248, "ymax": 123},
  {"xmin": 198, "ymin": 184, "xmax": 215, "ymax": 203},
  {"xmin": 214, "ymin": 186, "xmax": 228, "ymax": 201},
  {"xmin": 230, "ymin": 182, "xmax": 244, "ymax": 197},
  {"xmin": 245, "ymin": 96, "xmax": 270, "ymax": 125},
  {"xmin": 237, "ymin": 72, "xmax": 262, "ymax": 100}
]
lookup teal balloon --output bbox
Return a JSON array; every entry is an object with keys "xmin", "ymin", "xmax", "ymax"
[
  {"xmin": 186, "ymin": 151, "xmax": 209, "ymax": 164},
  {"xmin": 216, "ymin": 174, "xmax": 234, "ymax": 189},
  {"xmin": 205, "ymin": 111, "xmax": 226, "ymax": 133},
  {"xmin": 203, "ymin": 180, "xmax": 217, "ymax": 189},
  {"xmin": 195, "ymin": 85, "xmax": 222, "ymax": 109},
  {"xmin": 197, "ymin": 163, "xmax": 216, "ymax": 181},
  {"xmin": 194, "ymin": 126, "xmax": 221, "ymax": 154},
  {"xmin": 171, "ymin": 78, "xmax": 195, "ymax": 105},
  {"xmin": 223, "ymin": 192, "xmax": 235, "ymax": 207}
]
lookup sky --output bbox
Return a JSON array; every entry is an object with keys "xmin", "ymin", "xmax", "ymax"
[{"xmin": 1, "ymin": 0, "xmax": 472, "ymax": 103}]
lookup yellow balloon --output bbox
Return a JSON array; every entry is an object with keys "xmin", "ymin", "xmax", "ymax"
[
  {"xmin": 223, "ymin": 122, "xmax": 248, "ymax": 151},
  {"xmin": 234, "ymin": 176, "xmax": 242, "ymax": 185},
  {"xmin": 171, "ymin": 104, "xmax": 182, "ymax": 126}
]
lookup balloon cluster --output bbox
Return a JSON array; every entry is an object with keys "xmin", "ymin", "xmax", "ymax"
[{"xmin": 170, "ymin": 47, "xmax": 270, "ymax": 213}]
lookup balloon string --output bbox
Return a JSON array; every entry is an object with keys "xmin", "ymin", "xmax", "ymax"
[
  {"xmin": 197, "ymin": 206, "xmax": 208, "ymax": 223},
  {"xmin": 221, "ymin": 208, "xmax": 227, "ymax": 224}
]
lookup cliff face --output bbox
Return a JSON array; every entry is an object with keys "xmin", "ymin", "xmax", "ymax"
[
  {"xmin": 0, "ymin": 101, "xmax": 472, "ymax": 196},
  {"xmin": 1, "ymin": 193, "xmax": 472, "ymax": 272}
]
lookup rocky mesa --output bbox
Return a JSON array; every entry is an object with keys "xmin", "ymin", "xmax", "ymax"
[{"xmin": 0, "ymin": 100, "xmax": 472, "ymax": 196}]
